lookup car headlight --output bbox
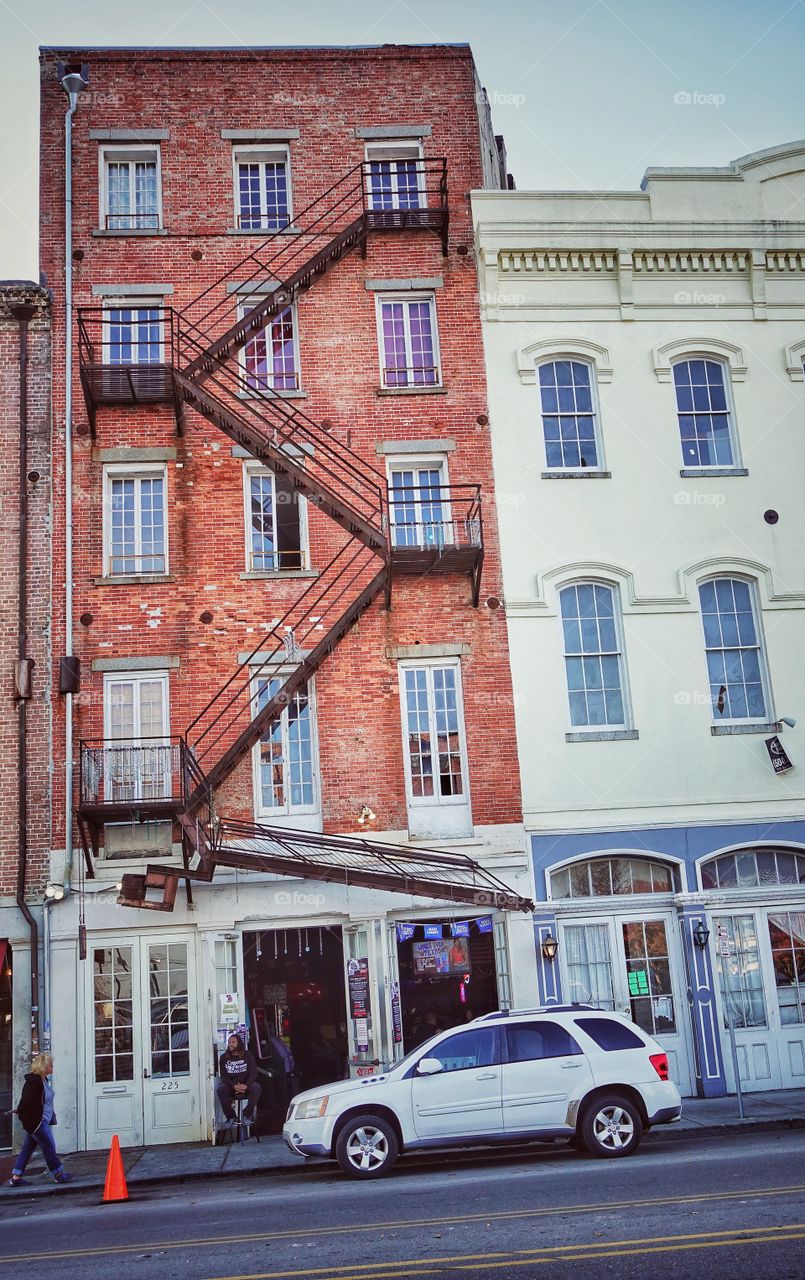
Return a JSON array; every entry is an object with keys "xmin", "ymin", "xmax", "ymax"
[{"xmin": 294, "ymin": 1094, "xmax": 329, "ymax": 1120}]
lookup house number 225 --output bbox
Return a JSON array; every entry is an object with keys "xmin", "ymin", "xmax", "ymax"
[{"xmin": 160, "ymin": 1080, "xmax": 179, "ymax": 1091}]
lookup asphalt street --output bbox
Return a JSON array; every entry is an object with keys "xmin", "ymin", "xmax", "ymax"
[{"xmin": 1, "ymin": 1129, "xmax": 803, "ymax": 1280}]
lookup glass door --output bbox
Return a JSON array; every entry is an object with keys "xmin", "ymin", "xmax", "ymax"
[
  {"xmin": 713, "ymin": 913, "xmax": 782, "ymax": 1092},
  {"xmin": 617, "ymin": 916, "xmax": 692, "ymax": 1095},
  {"xmin": 88, "ymin": 943, "xmax": 144, "ymax": 1148},
  {"xmin": 766, "ymin": 910, "xmax": 805, "ymax": 1089},
  {"xmin": 142, "ymin": 939, "xmax": 202, "ymax": 1145}
]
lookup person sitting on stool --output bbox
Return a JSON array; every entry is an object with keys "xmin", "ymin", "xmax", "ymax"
[{"xmin": 216, "ymin": 1033, "xmax": 261, "ymax": 1130}]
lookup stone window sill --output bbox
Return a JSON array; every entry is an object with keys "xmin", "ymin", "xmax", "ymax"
[
  {"xmin": 679, "ymin": 468, "xmax": 749, "ymax": 478},
  {"xmin": 92, "ymin": 228, "xmax": 167, "ymax": 237},
  {"xmin": 238, "ymin": 390, "xmax": 308, "ymax": 400},
  {"xmin": 226, "ymin": 225, "xmax": 301, "ymax": 236},
  {"xmin": 94, "ymin": 573, "xmax": 175, "ymax": 586},
  {"xmin": 565, "ymin": 729, "xmax": 639, "ymax": 743},
  {"xmin": 240, "ymin": 570, "xmax": 319, "ymax": 581},
  {"xmin": 711, "ymin": 721, "xmax": 781, "ymax": 736},
  {"xmin": 376, "ymin": 385, "xmax": 448, "ymax": 397},
  {"xmin": 542, "ymin": 470, "xmax": 611, "ymax": 480}
]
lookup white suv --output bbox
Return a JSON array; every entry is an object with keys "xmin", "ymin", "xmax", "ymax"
[{"xmin": 283, "ymin": 1006, "xmax": 682, "ymax": 1179}]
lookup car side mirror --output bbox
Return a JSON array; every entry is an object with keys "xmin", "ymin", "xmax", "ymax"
[{"xmin": 416, "ymin": 1057, "xmax": 443, "ymax": 1076}]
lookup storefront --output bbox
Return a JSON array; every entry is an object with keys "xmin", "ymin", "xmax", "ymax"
[{"xmin": 530, "ymin": 824, "xmax": 805, "ymax": 1098}]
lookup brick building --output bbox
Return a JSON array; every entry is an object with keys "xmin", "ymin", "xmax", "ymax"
[
  {"xmin": 39, "ymin": 45, "xmax": 536, "ymax": 1150},
  {"xmin": 0, "ymin": 282, "xmax": 52, "ymax": 1151}
]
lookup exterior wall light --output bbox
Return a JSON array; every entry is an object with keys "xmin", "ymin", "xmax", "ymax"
[
  {"xmin": 692, "ymin": 920, "xmax": 710, "ymax": 949},
  {"xmin": 541, "ymin": 933, "xmax": 559, "ymax": 962}
]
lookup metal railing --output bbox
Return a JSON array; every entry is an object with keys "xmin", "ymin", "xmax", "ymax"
[
  {"xmin": 79, "ymin": 738, "xmax": 183, "ymax": 808},
  {"xmin": 387, "ymin": 483, "xmax": 483, "ymax": 551}
]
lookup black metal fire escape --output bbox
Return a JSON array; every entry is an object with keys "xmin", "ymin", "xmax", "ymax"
[{"xmin": 75, "ymin": 161, "xmax": 527, "ymax": 914}]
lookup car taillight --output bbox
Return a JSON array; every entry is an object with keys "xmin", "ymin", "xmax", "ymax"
[{"xmin": 650, "ymin": 1052, "xmax": 669, "ymax": 1081}]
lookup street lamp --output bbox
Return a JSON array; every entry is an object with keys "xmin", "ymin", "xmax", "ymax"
[
  {"xmin": 692, "ymin": 919, "xmax": 710, "ymax": 949},
  {"xmin": 541, "ymin": 933, "xmax": 559, "ymax": 963}
]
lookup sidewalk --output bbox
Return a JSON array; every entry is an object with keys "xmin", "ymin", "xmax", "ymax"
[{"xmin": 2, "ymin": 1088, "xmax": 803, "ymax": 1199}]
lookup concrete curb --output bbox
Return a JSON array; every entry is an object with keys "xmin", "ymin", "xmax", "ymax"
[{"xmin": 3, "ymin": 1115, "xmax": 803, "ymax": 1201}]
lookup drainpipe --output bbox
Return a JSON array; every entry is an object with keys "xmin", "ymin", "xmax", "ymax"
[
  {"xmin": 60, "ymin": 71, "xmax": 87, "ymax": 894},
  {"xmin": 10, "ymin": 301, "xmax": 40, "ymax": 1054}
]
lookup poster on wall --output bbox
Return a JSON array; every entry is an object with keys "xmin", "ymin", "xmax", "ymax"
[
  {"xmin": 220, "ymin": 992, "xmax": 239, "ymax": 1024},
  {"xmin": 354, "ymin": 1016, "xmax": 370, "ymax": 1050},
  {"xmin": 348, "ymin": 957, "xmax": 370, "ymax": 1017},
  {"xmin": 412, "ymin": 937, "xmax": 471, "ymax": 976},
  {"xmin": 391, "ymin": 982, "xmax": 403, "ymax": 1044}
]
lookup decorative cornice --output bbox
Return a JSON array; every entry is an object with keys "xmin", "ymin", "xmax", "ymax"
[
  {"xmin": 633, "ymin": 250, "xmax": 748, "ymax": 272},
  {"xmin": 499, "ymin": 250, "xmax": 617, "ymax": 274}
]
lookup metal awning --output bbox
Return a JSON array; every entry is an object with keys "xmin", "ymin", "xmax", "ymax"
[{"xmin": 206, "ymin": 818, "xmax": 533, "ymax": 912}]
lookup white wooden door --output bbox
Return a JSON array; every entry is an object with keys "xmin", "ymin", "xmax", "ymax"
[
  {"xmin": 88, "ymin": 942, "xmax": 144, "ymax": 1148},
  {"xmin": 713, "ymin": 912, "xmax": 782, "ymax": 1092},
  {"xmin": 141, "ymin": 938, "xmax": 203, "ymax": 1144}
]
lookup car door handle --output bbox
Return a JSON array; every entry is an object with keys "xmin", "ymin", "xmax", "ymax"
[
  {"xmin": 561, "ymin": 1062, "xmax": 583, "ymax": 1069},
  {"xmin": 476, "ymin": 1072, "xmax": 498, "ymax": 1080}
]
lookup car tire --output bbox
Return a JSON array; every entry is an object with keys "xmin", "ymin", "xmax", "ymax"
[
  {"xmin": 580, "ymin": 1095, "xmax": 643, "ymax": 1159},
  {"xmin": 335, "ymin": 1114, "xmax": 399, "ymax": 1179}
]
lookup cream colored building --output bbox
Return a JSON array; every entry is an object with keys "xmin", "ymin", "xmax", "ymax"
[{"xmin": 473, "ymin": 141, "xmax": 805, "ymax": 1097}]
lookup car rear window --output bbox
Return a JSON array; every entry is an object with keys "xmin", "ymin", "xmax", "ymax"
[{"xmin": 574, "ymin": 1017, "xmax": 646, "ymax": 1050}]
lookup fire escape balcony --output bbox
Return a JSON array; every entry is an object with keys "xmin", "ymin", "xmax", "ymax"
[
  {"xmin": 387, "ymin": 484, "xmax": 485, "ymax": 605},
  {"xmin": 77, "ymin": 736, "xmax": 187, "ymax": 825},
  {"xmin": 77, "ymin": 307, "xmax": 179, "ymax": 434}
]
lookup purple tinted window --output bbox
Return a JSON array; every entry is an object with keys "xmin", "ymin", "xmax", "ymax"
[{"xmin": 380, "ymin": 298, "xmax": 438, "ymax": 387}]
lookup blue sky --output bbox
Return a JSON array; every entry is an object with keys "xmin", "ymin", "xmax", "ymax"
[{"xmin": 1, "ymin": 0, "xmax": 803, "ymax": 278}]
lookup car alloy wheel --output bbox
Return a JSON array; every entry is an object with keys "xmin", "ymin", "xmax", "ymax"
[
  {"xmin": 581, "ymin": 1094, "xmax": 643, "ymax": 1158},
  {"xmin": 592, "ymin": 1104, "xmax": 634, "ymax": 1151},
  {"xmin": 346, "ymin": 1125, "xmax": 389, "ymax": 1172},
  {"xmin": 335, "ymin": 1113, "xmax": 399, "ymax": 1179}
]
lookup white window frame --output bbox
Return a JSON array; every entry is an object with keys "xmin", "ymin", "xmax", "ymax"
[
  {"xmin": 397, "ymin": 657, "xmax": 471, "ymax": 812},
  {"xmin": 364, "ymin": 140, "xmax": 426, "ymax": 211},
  {"xmin": 102, "ymin": 462, "xmax": 168, "ymax": 578},
  {"xmin": 670, "ymin": 354, "xmax": 742, "ymax": 470},
  {"xmin": 385, "ymin": 453, "xmax": 453, "ymax": 550},
  {"xmin": 237, "ymin": 297, "xmax": 301, "ymax": 395},
  {"xmin": 98, "ymin": 144, "xmax": 163, "ymax": 231},
  {"xmin": 536, "ymin": 357, "xmax": 606, "ymax": 473},
  {"xmin": 375, "ymin": 292, "xmax": 442, "ymax": 389},
  {"xmin": 557, "ymin": 580, "xmax": 633, "ymax": 732},
  {"xmin": 696, "ymin": 576, "xmax": 773, "ymax": 725},
  {"xmin": 232, "ymin": 144, "xmax": 293, "ymax": 231},
  {"xmin": 102, "ymin": 296, "xmax": 166, "ymax": 367},
  {"xmin": 250, "ymin": 672, "xmax": 321, "ymax": 819},
  {"xmin": 242, "ymin": 461, "xmax": 309, "ymax": 572},
  {"xmin": 102, "ymin": 670, "xmax": 171, "ymax": 802}
]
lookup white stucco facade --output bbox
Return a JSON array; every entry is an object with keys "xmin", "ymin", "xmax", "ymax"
[{"xmin": 473, "ymin": 142, "xmax": 805, "ymax": 1097}]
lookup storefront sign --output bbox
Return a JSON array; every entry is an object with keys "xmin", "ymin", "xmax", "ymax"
[
  {"xmin": 220, "ymin": 992, "xmax": 239, "ymax": 1024},
  {"xmin": 391, "ymin": 982, "xmax": 403, "ymax": 1044},
  {"xmin": 717, "ymin": 923, "xmax": 731, "ymax": 958},
  {"xmin": 627, "ymin": 970, "xmax": 649, "ymax": 997},
  {"xmin": 348, "ymin": 957, "xmax": 370, "ymax": 1017},
  {"xmin": 765, "ymin": 735, "xmax": 794, "ymax": 775},
  {"xmin": 413, "ymin": 937, "xmax": 471, "ymax": 976}
]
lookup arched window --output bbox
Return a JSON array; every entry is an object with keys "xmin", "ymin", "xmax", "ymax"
[
  {"xmin": 537, "ymin": 359, "xmax": 601, "ymax": 471},
  {"xmin": 698, "ymin": 577, "xmax": 770, "ymax": 722},
  {"xmin": 700, "ymin": 847, "xmax": 805, "ymax": 890},
  {"xmin": 550, "ymin": 856, "xmax": 680, "ymax": 899},
  {"xmin": 559, "ymin": 582, "xmax": 628, "ymax": 728},
  {"xmin": 672, "ymin": 358, "xmax": 737, "ymax": 468}
]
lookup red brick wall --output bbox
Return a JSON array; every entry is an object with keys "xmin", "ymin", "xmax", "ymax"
[
  {"xmin": 39, "ymin": 46, "xmax": 522, "ymax": 842},
  {"xmin": 0, "ymin": 286, "xmax": 52, "ymax": 898}
]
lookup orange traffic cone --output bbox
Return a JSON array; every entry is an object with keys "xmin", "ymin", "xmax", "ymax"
[{"xmin": 102, "ymin": 1135, "xmax": 129, "ymax": 1203}]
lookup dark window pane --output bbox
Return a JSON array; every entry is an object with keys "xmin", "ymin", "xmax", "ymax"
[
  {"xmin": 505, "ymin": 1021, "xmax": 582, "ymax": 1062},
  {"xmin": 574, "ymin": 1016, "xmax": 645, "ymax": 1050}
]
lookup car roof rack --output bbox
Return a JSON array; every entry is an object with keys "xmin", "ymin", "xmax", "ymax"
[{"xmin": 475, "ymin": 1004, "xmax": 601, "ymax": 1021}]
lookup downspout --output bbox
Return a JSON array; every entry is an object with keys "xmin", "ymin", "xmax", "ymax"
[{"xmin": 10, "ymin": 301, "xmax": 40, "ymax": 1054}]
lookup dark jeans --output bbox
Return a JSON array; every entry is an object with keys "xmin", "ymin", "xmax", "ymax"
[
  {"xmin": 216, "ymin": 1080, "xmax": 261, "ymax": 1120},
  {"xmin": 13, "ymin": 1121, "xmax": 64, "ymax": 1176}
]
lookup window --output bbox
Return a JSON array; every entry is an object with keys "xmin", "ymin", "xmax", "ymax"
[
  {"xmin": 550, "ymin": 856, "xmax": 678, "ymax": 899},
  {"xmin": 574, "ymin": 1017, "xmax": 645, "ymax": 1051},
  {"xmin": 377, "ymin": 295, "xmax": 440, "ymax": 388},
  {"xmin": 239, "ymin": 304, "xmax": 299, "ymax": 392},
  {"xmin": 400, "ymin": 661, "xmax": 467, "ymax": 805},
  {"xmin": 768, "ymin": 912, "xmax": 805, "ymax": 1026},
  {"xmin": 713, "ymin": 914, "xmax": 767, "ymax": 1029},
  {"xmin": 93, "ymin": 947, "xmax": 134, "ymax": 1082},
  {"xmin": 148, "ymin": 943, "xmax": 190, "ymax": 1077},
  {"xmin": 234, "ymin": 146, "xmax": 291, "ymax": 231},
  {"xmin": 559, "ymin": 583, "xmax": 628, "ymax": 728},
  {"xmin": 100, "ymin": 147, "xmax": 161, "ymax": 230},
  {"xmin": 103, "ymin": 671, "xmax": 171, "ymax": 803},
  {"xmin": 563, "ymin": 924, "xmax": 615, "ymax": 1008},
  {"xmin": 538, "ymin": 360, "xmax": 601, "ymax": 470},
  {"xmin": 245, "ymin": 464, "xmax": 307, "ymax": 571},
  {"xmin": 428, "ymin": 1028, "xmax": 497, "ymax": 1073},
  {"xmin": 104, "ymin": 303, "xmax": 163, "ymax": 365},
  {"xmin": 104, "ymin": 466, "xmax": 167, "ymax": 576},
  {"xmin": 254, "ymin": 677, "xmax": 318, "ymax": 815},
  {"xmin": 504, "ymin": 1022, "xmax": 582, "ymax": 1062},
  {"xmin": 387, "ymin": 459, "xmax": 450, "ymax": 549},
  {"xmin": 698, "ymin": 578, "xmax": 769, "ymax": 722},
  {"xmin": 365, "ymin": 141, "xmax": 424, "ymax": 211},
  {"xmin": 701, "ymin": 847, "xmax": 805, "ymax": 890},
  {"xmin": 622, "ymin": 920, "xmax": 676, "ymax": 1036},
  {"xmin": 672, "ymin": 358, "xmax": 737, "ymax": 468}
]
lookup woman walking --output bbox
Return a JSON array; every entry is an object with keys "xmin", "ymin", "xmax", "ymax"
[{"xmin": 7, "ymin": 1052, "xmax": 71, "ymax": 1185}]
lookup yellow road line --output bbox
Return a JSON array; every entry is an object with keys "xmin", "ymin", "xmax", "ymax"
[
  {"xmin": 209, "ymin": 1225, "xmax": 805, "ymax": 1280},
  {"xmin": 2, "ymin": 1183, "xmax": 804, "ymax": 1265}
]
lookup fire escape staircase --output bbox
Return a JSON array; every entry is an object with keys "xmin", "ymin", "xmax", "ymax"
[{"xmin": 75, "ymin": 161, "xmax": 525, "ymax": 914}]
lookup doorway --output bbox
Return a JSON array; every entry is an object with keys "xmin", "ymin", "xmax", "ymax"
[
  {"xmin": 396, "ymin": 921, "xmax": 500, "ymax": 1051},
  {"xmin": 242, "ymin": 927, "xmax": 348, "ymax": 1132},
  {"xmin": 85, "ymin": 934, "xmax": 204, "ymax": 1149}
]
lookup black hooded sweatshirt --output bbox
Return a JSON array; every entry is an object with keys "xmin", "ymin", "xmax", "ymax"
[
  {"xmin": 16, "ymin": 1073, "xmax": 47, "ymax": 1134},
  {"xmin": 219, "ymin": 1039, "xmax": 258, "ymax": 1087}
]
